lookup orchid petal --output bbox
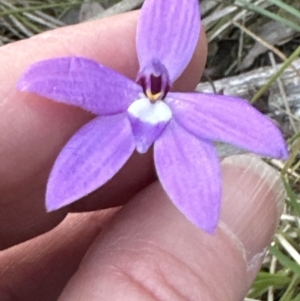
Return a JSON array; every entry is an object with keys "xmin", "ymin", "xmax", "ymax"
[
  {"xmin": 154, "ymin": 120, "xmax": 221, "ymax": 233},
  {"xmin": 128, "ymin": 98, "xmax": 172, "ymax": 153},
  {"xmin": 17, "ymin": 57, "xmax": 141, "ymax": 115},
  {"xmin": 137, "ymin": 0, "xmax": 201, "ymax": 84},
  {"xmin": 46, "ymin": 114, "xmax": 134, "ymax": 211},
  {"xmin": 167, "ymin": 93, "xmax": 288, "ymax": 159}
]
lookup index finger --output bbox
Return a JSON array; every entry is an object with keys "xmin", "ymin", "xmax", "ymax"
[{"xmin": 0, "ymin": 11, "xmax": 207, "ymax": 249}]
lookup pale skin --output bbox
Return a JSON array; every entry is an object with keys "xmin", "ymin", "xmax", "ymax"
[{"xmin": 0, "ymin": 11, "xmax": 285, "ymax": 301}]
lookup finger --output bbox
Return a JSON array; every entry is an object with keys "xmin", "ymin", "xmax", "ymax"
[
  {"xmin": 0, "ymin": 209, "xmax": 118, "ymax": 301},
  {"xmin": 58, "ymin": 155, "xmax": 285, "ymax": 301},
  {"xmin": 0, "ymin": 12, "xmax": 207, "ymax": 249}
]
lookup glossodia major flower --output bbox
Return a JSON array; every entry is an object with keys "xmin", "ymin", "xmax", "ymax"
[{"xmin": 17, "ymin": 0, "xmax": 288, "ymax": 233}]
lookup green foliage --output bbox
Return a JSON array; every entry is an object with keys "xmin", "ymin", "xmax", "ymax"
[{"xmin": 249, "ymin": 272, "xmax": 291, "ymax": 297}]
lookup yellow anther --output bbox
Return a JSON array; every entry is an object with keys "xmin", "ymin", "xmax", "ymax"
[{"xmin": 146, "ymin": 90, "xmax": 162, "ymax": 102}]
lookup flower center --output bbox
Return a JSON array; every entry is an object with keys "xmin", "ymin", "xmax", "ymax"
[
  {"xmin": 136, "ymin": 58, "xmax": 170, "ymax": 103},
  {"xmin": 127, "ymin": 97, "xmax": 172, "ymax": 153},
  {"xmin": 128, "ymin": 97, "xmax": 172, "ymax": 124}
]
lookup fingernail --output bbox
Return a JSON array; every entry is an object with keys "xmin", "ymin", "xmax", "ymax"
[{"xmin": 219, "ymin": 154, "xmax": 285, "ymax": 271}]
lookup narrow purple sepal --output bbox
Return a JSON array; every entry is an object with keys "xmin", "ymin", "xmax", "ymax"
[
  {"xmin": 167, "ymin": 92, "xmax": 288, "ymax": 159},
  {"xmin": 46, "ymin": 114, "xmax": 135, "ymax": 211},
  {"xmin": 154, "ymin": 120, "xmax": 221, "ymax": 233},
  {"xmin": 137, "ymin": 0, "xmax": 201, "ymax": 84},
  {"xmin": 17, "ymin": 57, "xmax": 142, "ymax": 115}
]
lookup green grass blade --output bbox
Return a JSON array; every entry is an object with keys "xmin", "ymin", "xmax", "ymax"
[
  {"xmin": 279, "ymin": 275, "xmax": 300, "ymax": 301},
  {"xmin": 292, "ymin": 292, "xmax": 300, "ymax": 301},
  {"xmin": 237, "ymin": 0, "xmax": 300, "ymax": 32},
  {"xmin": 282, "ymin": 178, "xmax": 300, "ymax": 216},
  {"xmin": 269, "ymin": 246, "xmax": 300, "ymax": 277},
  {"xmin": 249, "ymin": 272, "xmax": 291, "ymax": 297},
  {"xmin": 251, "ymin": 45, "xmax": 300, "ymax": 103},
  {"xmin": 0, "ymin": 1, "xmax": 82, "ymax": 18},
  {"xmin": 267, "ymin": 0, "xmax": 300, "ymax": 19}
]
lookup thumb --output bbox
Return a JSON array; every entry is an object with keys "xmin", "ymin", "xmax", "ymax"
[{"xmin": 58, "ymin": 154, "xmax": 285, "ymax": 301}]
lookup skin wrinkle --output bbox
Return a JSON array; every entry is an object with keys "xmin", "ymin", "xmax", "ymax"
[
  {"xmin": 85, "ymin": 233, "xmax": 239, "ymax": 300},
  {"xmin": 111, "ymin": 265, "xmax": 175, "ymax": 301},
  {"xmin": 67, "ymin": 182, "xmax": 247, "ymax": 300},
  {"xmin": 147, "ymin": 244, "xmax": 218, "ymax": 301},
  {"xmin": 156, "ymin": 265, "xmax": 198, "ymax": 301},
  {"xmin": 126, "ymin": 241, "xmax": 208, "ymax": 294},
  {"xmin": 99, "ymin": 271, "xmax": 157, "ymax": 301},
  {"xmin": 98, "ymin": 245, "xmax": 217, "ymax": 301}
]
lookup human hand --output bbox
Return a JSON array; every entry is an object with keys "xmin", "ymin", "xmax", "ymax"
[{"xmin": 0, "ymin": 11, "xmax": 285, "ymax": 301}]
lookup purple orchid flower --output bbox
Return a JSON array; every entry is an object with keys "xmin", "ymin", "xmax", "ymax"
[{"xmin": 17, "ymin": 0, "xmax": 287, "ymax": 233}]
